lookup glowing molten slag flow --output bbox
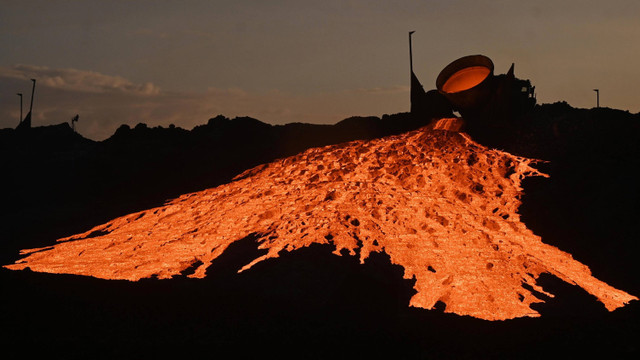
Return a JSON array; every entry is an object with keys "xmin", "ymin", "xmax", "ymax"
[
  {"xmin": 442, "ymin": 66, "xmax": 491, "ymax": 93},
  {"xmin": 5, "ymin": 124, "xmax": 636, "ymax": 320}
]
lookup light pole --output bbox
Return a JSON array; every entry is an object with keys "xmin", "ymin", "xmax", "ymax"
[
  {"xmin": 593, "ymin": 89, "xmax": 599, "ymax": 108},
  {"xmin": 17, "ymin": 93, "xmax": 22, "ymax": 125},
  {"xmin": 409, "ymin": 31, "xmax": 415, "ymax": 74}
]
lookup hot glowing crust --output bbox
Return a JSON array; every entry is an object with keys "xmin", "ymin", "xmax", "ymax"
[{"xmin": 6, "ymin": 125, "xmax": 636, "ymax": 320}]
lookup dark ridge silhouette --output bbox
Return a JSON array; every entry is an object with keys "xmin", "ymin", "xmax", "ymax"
[{"xmin": 1, "ymin": 105, "xmax": 639, "ymax": 358}]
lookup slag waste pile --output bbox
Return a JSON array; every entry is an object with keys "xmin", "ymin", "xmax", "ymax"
[{"xmin": 6, "ymin": 121, "xmax": 636, "ymax": 320}]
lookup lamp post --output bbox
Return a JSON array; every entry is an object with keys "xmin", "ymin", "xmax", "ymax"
[
  {"xmin": 593, "ymin": 89, "xmax": 599, "ymax": 108},
  {"xmin": 409, "ymin": 31, "xmax": 415, "ymax": 74}
]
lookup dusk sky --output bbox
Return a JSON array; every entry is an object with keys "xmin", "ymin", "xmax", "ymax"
[{"xmin": 2, "ymin": 0, "xmax": 639, "ymax": 140}]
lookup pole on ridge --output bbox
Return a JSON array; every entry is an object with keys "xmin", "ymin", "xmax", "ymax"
[{"xmin": 409, "ymin": 31, "xmax": 415, "ymax": 74}]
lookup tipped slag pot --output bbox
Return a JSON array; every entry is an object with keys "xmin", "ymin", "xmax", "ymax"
[{"xmin": 436, "ymin": 55, "xmax": 495, "ymax": 113}]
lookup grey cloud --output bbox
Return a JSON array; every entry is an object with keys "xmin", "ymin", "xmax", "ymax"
[
  {"xmin": 1, "ymin": 65, "xmax": 408, "ymax": 141},
  {"xmin": 0, "ymin": 65, "xmax": 161, "ymax": 95}
]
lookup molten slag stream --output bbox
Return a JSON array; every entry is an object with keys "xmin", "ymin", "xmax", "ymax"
[{"xmin": 5, "ymin": 123, "xmax": 636, "ymax": 320}]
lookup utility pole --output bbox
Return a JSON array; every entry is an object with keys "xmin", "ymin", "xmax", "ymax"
[
  {"xmin": 593, "ymin": 89, "xmax": 599, "ymax": 108},
  {"xmin": 17, "ymin": 93, "xmax": 22, "ymax": 125},
  {"xmin": 409, "ymin": 31, "xmax": 415, "ymax": 74}
]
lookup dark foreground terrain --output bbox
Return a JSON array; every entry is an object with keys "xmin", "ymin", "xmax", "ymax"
[{"xmin": 1, "ymin": 103, "xmax": 639, "ymax": 358}]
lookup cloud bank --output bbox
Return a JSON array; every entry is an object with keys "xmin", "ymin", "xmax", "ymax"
[{"xmin": 1, "ymin": 65, "xmax": 408, "ymax": 140}]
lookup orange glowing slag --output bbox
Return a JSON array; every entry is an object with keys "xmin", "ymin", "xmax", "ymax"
[
  {"xmin": 5, "ymin": 124, "xmax": 636, "ymax": 320},
  {"xmin": 442, "ymin": 66, "xmax": 491, "ymax": 93}
]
